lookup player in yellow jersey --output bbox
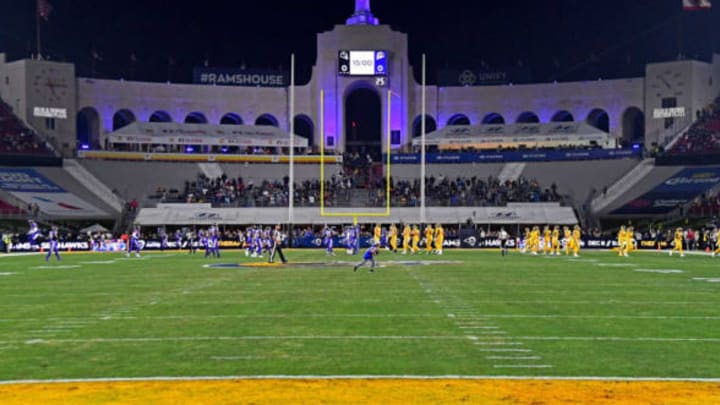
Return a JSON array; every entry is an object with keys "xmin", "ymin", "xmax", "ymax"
[
  {"xmin": 521, "ymin": 227, "xmax": 531, "ymax": 253},
  {"xmin": 434, "ymin": 224, "xmax": 444, "ymax": 255},
  {"xmin": 571, "ymin": 225, "xmax": 582, "ymax": 257},
  {"xmin": 542, "ymin": 226, "xmax": 552, "ymax": 255},
  {"xmin": 389, "ymin": 223, "xmax": 398, "ymax": 253},
  {"xmin": 424, "ymin": 224, "xmax": 434, "ymax": 254},
  {"xmin": 617, "ymin": 226, "xmax": 628, "ymax": 257},
  {"xmin": 411, "ymin": 225, "xmax": 420, "ymax": 254},
  {"xmin": 563, "ymin": 226, "xmax": 572, "ymax": 256},
  {"xmin": 529, "ymin": 226, "xmax": 540, "ymax": 255},
  {"xmin": 625, "ymin": 226, "xmax": 635, "ymax": 255},
  {"xmin": 551, "ymin": 225, "xmax": 561, "ymax": 255},
  {"xmin": 670, "ymin": 227, "xmax": 684, "ymax": 257},
  {"xmin": 373, "ymin": 223, "xmax": 382, "ymax": 245},
  {"xmin": 402, "ymin": 224, "xmax": 411, "ymax": 254}
]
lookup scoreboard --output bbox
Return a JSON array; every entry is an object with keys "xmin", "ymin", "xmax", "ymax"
[{"xmin": 338, "ymin": 50, "xmax": 387, "ymax": 76}]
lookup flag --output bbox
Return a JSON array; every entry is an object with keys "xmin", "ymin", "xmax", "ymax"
[
  {"xmin": 683, "ymin": 0, "xmax": 712, "ymax": 10},
  {"xmin": 37, "ymin": 0, "xmax": 52, "ymax": 20}
]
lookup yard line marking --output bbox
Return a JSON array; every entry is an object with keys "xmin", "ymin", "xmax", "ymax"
[
  {"xmin": 458, "ymin": 326, "xmax": 499, "ymax": 329},
  {"xmin": 473, "ymin": 342, "xmax": 524, "ymax": 346},
  {"xmin": 634, "ymin": 269, "xmax": 684, "ymax": 273},
  {"xmin": 0, "ymin": 272, "xmax": 16, "ymax": 276},
  {"xmin": 493, "ymin": 365, "xmax": 553, "ymax": 368},
  {"xmin": 210, "ymin": 356, "xmax": 270, "ymax": 360},
  {"xmin": 486, "ymin": 356, "xmax": 542, "ymax": 360},
  {"xmin": 15, "ymin": 335, "xmax": 477, "ymax": 345},
  {"xmin": 30, "ymin": 265, "xmax": 81, "ymax": 270},
  {"xmin": 477, "ymin": 349, "xmax": 533, "ymax": 352},
  {"xmin": 1, "ymin": 313, "xmax": 717, "ymax": 323},
  {"xmin": 4, "ymin": 375, "xmax": 720, "ymax": 384},
  {"xmin": 479, "ymin": 331, "xmax": 507, "ymax": 334},
  {"xmin": 594, "ymin": 263, "xmax": 637, "ymax": 267},
  {"xmin": 513, "ymin": 336, "xmax": 720, "ymax": 342}
]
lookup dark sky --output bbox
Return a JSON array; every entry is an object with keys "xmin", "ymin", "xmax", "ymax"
[{"xmin": 0, "ymin": 0, "xmax": 717, "ymax": 84}]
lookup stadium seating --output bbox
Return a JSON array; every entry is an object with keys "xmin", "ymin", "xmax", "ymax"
[
  {"xmin": 665, "ymin": 106, "xmax": 720, "ymax": 155},
  {"xmin": 0, "ymin": 98, "xmax": 53, "ymax": 156},
  {"xmin": 0, "ymin": 198, "xmax": 23, "ymax": 216}
]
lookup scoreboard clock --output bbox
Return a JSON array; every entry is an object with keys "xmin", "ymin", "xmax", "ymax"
[{"xmin": 338, "ymin": 50, "xmax": 387, "ymax": 76}]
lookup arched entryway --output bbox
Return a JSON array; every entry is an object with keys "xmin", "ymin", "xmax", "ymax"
[
  {"xmin": 412, "ymin": 114, "xmax": 437, "ymax": 137},
  {"xmin": 220, "ymin": 112, "xmax": 243, "ymax": 125},
  {"xmin": 77, "ymin": 107, "xmax": 101, "ymax": 149},
  {"xmin": 112, "ymin": 109, "xmax": 136, "ymax": 130},
  {"xmin": 516, "ymin": 111, "xmax": 540, "ymax": 123},
  {"xmin": 149, "ymin": 110, "xmax": 173, "ymax": 122},
  {"xmin": 586, "ymin": 108, "xmax": 610, "ymax": 132},
  {"xmin": 551, "ymin": 110, "xmax": 574, "ymax": 122},
  {"xmin": 482, "ymin": 113, "xmax": 505, "ymax": 124},
  {"xmin": 345, "ymin": 83, "xmax": 382, "ymax": 157},
  {"xmin": 447, "ymin": 113, "xmax": 471, "ymax": 126},
  {"xmin": 621, "ymin": 107, "xmax": 645, "ymax": 147},
  {"xmin": 184, "ymin": 112, "xmax": 208, "ymax": 124},
  {"xmin": 293, "ymin": 114, "xmax": 314, "ymax": 148}
]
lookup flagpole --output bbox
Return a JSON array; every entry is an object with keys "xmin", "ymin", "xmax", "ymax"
[{"xmin": 36, "ymin": 0, "xmax": 42, "ymax": 60}]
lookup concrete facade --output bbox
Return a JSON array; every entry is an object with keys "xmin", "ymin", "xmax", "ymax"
[{"xmin": 2, "ymin": 1, "xmax": 720, "ymax": 156}]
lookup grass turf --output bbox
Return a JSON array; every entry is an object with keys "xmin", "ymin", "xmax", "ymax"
[{"xmin": 0, "ymin": 249, "xmax": 718, "ymax": 380}]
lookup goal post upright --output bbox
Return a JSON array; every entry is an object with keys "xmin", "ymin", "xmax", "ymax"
[
  {"xmin": 288, "ymin": 53, "xmax": 295, "ymax": 224},
  {"xmin": 319, "ymin": 88, "xmax": 391, "ymax": 222},
  {"xmin": 420, "ymin": 53, "xmax": 427, "ymax": 225}
]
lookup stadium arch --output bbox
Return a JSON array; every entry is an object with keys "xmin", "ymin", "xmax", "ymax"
[
  {"xmin": 344, "ymin": 82, "xmax": 382, "ymax": 156},
  {"xmin": 112, "ymin": 109, "xmax": 136, "ymax": 131},
  {"xmin": 255, "ymin": 113, "xmax": 279, "ymax": 126},
  {"xmin": 621, "ymin": 106, "xmax": 645, "ymax": 147},
  {"xmin": 551, "ymin": 110, "xmax": 574, "ymax": 122},
  {"xmin": 149, "ymin": 110, "xmax": 173, "ymax": 122},
  {"xmin": 220, "ymin": 112, "xmax": 243, "ymax": 125},
  {"xmin": 184, "ymin": 111, "xmax": 208, "ymax": 124},
  {"xmin": 481, "ymin": 112, "xmax": 505, "ymax": 124},
  {"xmin": 293, "ymin": 114, "xmax": 314, "ymax": 147},
  {"xmin": 586, "ymin": 108, "xmax": 610, "ymax": 132},
  {"xmin": 447, "ymin": 113, "xmax": 471, "ymax": 126},
  {"xmin": 516, "ymin": 111, "xmax": 540, "ymax": 123},
  {"xmin": 76, "ymin": 107, "xmax": 101, "ymax": 149},
  {"xmin": 412, "ymin": 114, "xmax": 437, "ymax": 137}
]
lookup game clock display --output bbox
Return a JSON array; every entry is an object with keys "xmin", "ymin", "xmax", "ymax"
[{"xmin": 338, "ymin": 50, "xmax": 387, "ymax": 76}]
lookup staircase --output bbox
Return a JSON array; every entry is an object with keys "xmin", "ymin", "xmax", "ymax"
[
  {"xmin": 497, "ymin": 163, "xmax": 526, "ymax": 183},
  {"xmin": 198, "ymin": 163, "xmax": 224, "ymax": 180},
  {"xmin": 63, "ymin": 159, "xmax": 123, "ymax": 213},
  {"xmin": 590, "ymin": 158, "xmax": 655, "ymax": 213}
]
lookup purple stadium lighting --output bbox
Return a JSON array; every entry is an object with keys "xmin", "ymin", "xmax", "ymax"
[
  {"xmin": 80, "ymin": 144, "xmax": 90, "ymax": 150},
  {"xmin": 185, "ymin": 146, "xmax": 194, "ymax": 153},
  {"xmin": 346, "ymin": 0, "xmax": 379, "ymax": 25}
]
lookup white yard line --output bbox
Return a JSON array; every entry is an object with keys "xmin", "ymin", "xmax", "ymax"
[
  {"xmin": 486, "ymin": 356, "xmax": 542, "ymax": 360},
  {"xmin": 493, "ymin": 365, "xmax": 554, "ymax": 369},
  {"xmin": 3, "ymin": 375, "xmax": 720, "ymax": 384},
  {"xmin": 477, "ymin": 349, "xmax": 533, "ymax": 352},
  {"xmin": 12, "ymin": 335, "xmax": 475, "ymax": 345}
]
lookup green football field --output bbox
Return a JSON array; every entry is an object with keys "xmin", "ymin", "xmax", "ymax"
[{"xmin": 0, "ymin": 249, "xmax": 718, "ymax": 381}]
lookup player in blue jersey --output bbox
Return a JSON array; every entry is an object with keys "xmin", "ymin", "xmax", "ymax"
[
  {"xmin": 158, "ymin": 227, "xmax": 168, "ymax": 251},
  {"xmin": 210, "ymin": 224, "xmax": 221, "ymax": 258},
  {"xmin": 244, "ymin": 226, "xmax": 254, "ymax": 256},
  {"xmin": 126, "ymin": 225, "xmax": 142, "ymax": 258},
  {"xmin": 45, "ymin": 226, "xmax": 61, "ymax": 261},
  {"xmin": 27, "ymin": 220, "xmax": 41, "ymax": 249},
  {"xmin": 353, "ymin": 242, "xmax": 379, "ymax": 273},
  {"xmin": 175, "ymin": 229, "xmax": 183, "ymax": 250},
  {"xmin": 324, "ymin": 226, "xmax": 335, "ymax": 256}
]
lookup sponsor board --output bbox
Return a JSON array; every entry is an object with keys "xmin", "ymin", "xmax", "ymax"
[
  {"xmin": 613, "ymin": 168, "xmax": 720, "ymax": 214},
  {"xmin": 0, "ymin": 169, "xmax": 107, "ymax": 217},
  {"xmin": 388, "ymin": 148, "xmax": 639, "ymax": 164}
]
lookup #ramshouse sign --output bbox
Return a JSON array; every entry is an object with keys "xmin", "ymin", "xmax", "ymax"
[{"xmin": 193, "ymin": 67, "xmax": 286, "ymax": 87}]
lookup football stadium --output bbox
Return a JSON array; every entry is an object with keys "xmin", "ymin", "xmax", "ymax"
[{"xmin": 1, "ymin": 0, "xmax": 720, "ymax": 403}]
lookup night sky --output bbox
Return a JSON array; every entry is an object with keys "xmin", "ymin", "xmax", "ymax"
[{"xmin": 0, "ymin": 0, "xmax": 717, "ymax": 84}]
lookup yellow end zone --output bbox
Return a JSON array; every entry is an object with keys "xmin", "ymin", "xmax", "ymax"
[{"xmin": 1, "ymin": 379, "xmax": 719, "ymax": 404}]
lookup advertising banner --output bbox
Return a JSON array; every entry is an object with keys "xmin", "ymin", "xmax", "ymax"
[
  {"xmin": 388, "ymin": 148, "xmax": 639, "ymax": 164},
  {"xmin": 0, "ymin": 169, "xmax": 107, "ymax": 217},
  {"xmin": 612, "ymin": 167, "xmax": 720, "ymax": 215}
]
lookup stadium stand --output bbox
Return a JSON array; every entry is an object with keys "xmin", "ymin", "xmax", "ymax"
[
  {"xmin": 593, "ymin": 165, "xmax": 686, "ymax": 215},
  {"xmin": 0, "ymin": 198, "xmax": 23, "ymax": 216},
  {"xmin": 665, "ymin": 104, "xmax": 720, "ymax": 155},
  {"xmin": 0, "ymin": 98, "xmax": 52, "ymax": 156},
  {"xmin": 32, "ymin": 167, "xmax": 119, "ymax": 217}
]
